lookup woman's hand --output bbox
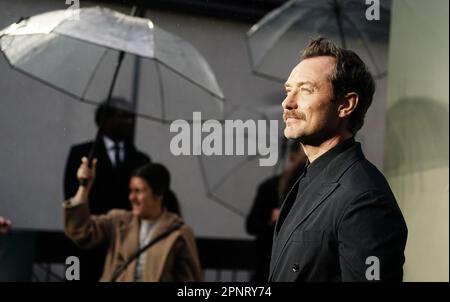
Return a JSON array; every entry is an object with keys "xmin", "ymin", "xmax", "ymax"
[
  {"xmin": 72, "ymin": 157, "xmax": 97, "ymax": 204},
  {"xmin": 0, "ymin": 216, "xmax": 12, "ymax": 235},
  {"xmin": 77, "ymin": 157, "xmax": 98, "ymax": 189}
]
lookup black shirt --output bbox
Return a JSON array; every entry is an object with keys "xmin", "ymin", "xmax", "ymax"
[{"xmin": 276, "ymin": 138, "xmax": 356, "ymax": 233}]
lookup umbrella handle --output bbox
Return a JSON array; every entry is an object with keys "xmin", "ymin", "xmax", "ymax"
[
  {"xmin": 80, "ymin": 4, "xmax": 139, "ymax": 188},
  {"xmin": 79, "ymin": 49, "xmax": 124, "ymax": 188}
]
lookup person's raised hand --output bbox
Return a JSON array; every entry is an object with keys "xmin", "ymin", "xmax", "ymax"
[
  {"xmin": 0, "ymin": 216, "xmax": 12, "ymax": 235},
  {"xmin": 77, "ymin": 157, "xmax": 98, "ymax": 191}
]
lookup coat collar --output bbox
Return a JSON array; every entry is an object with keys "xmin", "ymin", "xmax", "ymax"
[
  {"xmin": 116, "ymin": 211, "xmax": 183, "ymax": 281},
  {"xmin": 303, "ymin": 137, "xmax": 356, "ymax": 181},
  {"xmin": 143, "ymin": 212, "xmax": 183, "ymax": 281}
]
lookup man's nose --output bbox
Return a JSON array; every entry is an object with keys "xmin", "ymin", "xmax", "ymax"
[{"xmin": 282, "ymin": 92, "xmax": 297, "ymax": 110}]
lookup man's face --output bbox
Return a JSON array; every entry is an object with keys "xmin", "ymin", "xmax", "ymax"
[
  {"xmin": 103, "ymin": 109, "xmax": 134, "ymax": 142},
  {"xmin": 282, "ymin": 56, "xmax": 340, "ymax": 145}
]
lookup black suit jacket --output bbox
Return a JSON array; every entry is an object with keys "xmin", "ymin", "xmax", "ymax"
[
  {"xmin": 269, "ymin": 141, "xmax": 407, "ymax": 282},
  {"xmin": 64, "ymin": 138, "xmax": 151, "ymax": 214}
]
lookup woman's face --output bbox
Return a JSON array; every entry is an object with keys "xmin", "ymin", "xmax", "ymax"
[{"xmin": 129, "ymin": 176, "xmax": 162, "ymax": 220}]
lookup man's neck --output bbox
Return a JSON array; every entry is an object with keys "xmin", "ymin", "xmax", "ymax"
[{"xmin": 302, "ymin": 132, "xmax": 353, "ymax": 163}]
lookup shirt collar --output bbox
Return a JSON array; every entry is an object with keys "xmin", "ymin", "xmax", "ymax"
[
  {"xmin": 103, "ymin": 135, "xmax": 124, "ymax": 149},
  {"xmin": 304, "ymin": 137, "xmax": 356, "ymax": 180}
]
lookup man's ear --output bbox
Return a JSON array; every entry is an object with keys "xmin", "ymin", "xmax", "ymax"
[{"xmin": 338, "ymin": 92, "xmax": 358, "ymax": 118}]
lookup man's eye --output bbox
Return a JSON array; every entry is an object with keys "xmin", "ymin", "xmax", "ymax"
[{"xmin": 300, "ymin": 87, "xmax": 312, "ymax": 94}]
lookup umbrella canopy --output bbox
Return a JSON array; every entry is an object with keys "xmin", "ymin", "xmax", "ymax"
[
  {"xmin": 246, "ymin": 0, "xmax": 391, "ymax": 82},
  {"xmin": 0, "ymin": 6, "xmax": 224, "ymax": 122},
  {"xmin": 198, "ymin": 107, "xmax": 283, "ymax": 216}
]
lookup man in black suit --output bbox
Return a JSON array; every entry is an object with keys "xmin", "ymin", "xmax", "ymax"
[
  {"xmin": 269, "ymin": 38, "xmax": 407, "ymax": 282},
  {"xmin": 64, "ymin": 98, "xmax": 151, "ymax": 281}
]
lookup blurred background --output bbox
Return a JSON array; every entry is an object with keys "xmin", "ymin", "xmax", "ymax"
[{"xmin": 0, "ymin": 0, "xmax": 448, "ymax": 282}]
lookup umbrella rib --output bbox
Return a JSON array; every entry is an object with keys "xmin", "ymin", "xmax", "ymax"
[
  {"xmin": 80, "ymin": 47, "xmax": 110, "ymax": 100},
  {"xmin": 333, "ymin": 1, "xmax": 347, "ymax": 48},
  {"xmin": 154, "ymin": 61, "xmax": 166, "ymax": 122},
  {"xmin": 249, "ymin": 0, "xmax": 296, "ymax": 30},
  {"xmin": 198, "ymin": 155, "xmax": 248, "ymax": 217},
  {"xmin": 1, "ymin": 54, "xmax": 93, "ymax": 106},
  {"xmin": 155, "ymin": 58, "xmax": 225, "ymax": 101},
  {"xmin": 244, "ymin": 32, "xmax": 257, "ymax": 78},
  {"xmin": 248, "ymin": 5, "xmax": 328, "ymax": 72},
  {"xmin": 341, "ymin": 13, "xmax": 384, "ymax": 77},
  {"xmin": 206, "ymin": 193, "xmax": 246, "ymax": 217},
  {"xmin": 0, "ymin": 33, "xmax": 15, "ymax": 50},
  {"xmin": 208, "ymin": 156, "xmax": 256, "ymax": 192},
  {"xmin": 252, "ymin": 69, "xmax": 286, "ymax": 83},
  {"xmin": 248, "ymin": 0, "xmax": 323, "ymax": 35},
  {"xmin": 198, "ymin": 155, "xmax": 212, "ymax": 194},
  {"xmin": 50, "ymin": 31, "xmax": 140, "ymax": 58},
  {"xmin": 0, "ymin": 46, "xmax": 15, "ymax": 70}
]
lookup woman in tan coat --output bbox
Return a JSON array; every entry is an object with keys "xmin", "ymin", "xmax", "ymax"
[{"xmin": 63, "ymin": 158, "xmax": 202, "ymax": 282}]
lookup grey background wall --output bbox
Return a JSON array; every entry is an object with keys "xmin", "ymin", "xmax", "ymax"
[
  {"xmin": 0, "ymin": 0, "xmax": 388, "ymax": 239},
  {"xmin": 385, "ymin": 0, "xmax": 449, "ymax": 281}
]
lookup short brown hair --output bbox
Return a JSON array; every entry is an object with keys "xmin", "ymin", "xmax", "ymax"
[{"xmin": 301, "ymin": 37, "xmax": 375, "ymax": 134}]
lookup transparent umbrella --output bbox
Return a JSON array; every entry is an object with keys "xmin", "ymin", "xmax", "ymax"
[
  {"xmin": 198, "ymin": 106, "xmax": 283, "ymax": 217},
  {"xmin": 0, "ymin": 6, "xmax": 224, "ymax": 123},
  {"xmin": 246, "ymin": 0, "xmax": 391, "ymax": 82}
]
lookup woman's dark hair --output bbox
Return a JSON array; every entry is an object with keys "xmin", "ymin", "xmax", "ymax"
[
  {"xmin": 131, "ymin": 163, "xmax": 170, "ymax": 196},
  {"xmin": 131, "ymin": 163, "xmax": 181, "ymax": 215}
]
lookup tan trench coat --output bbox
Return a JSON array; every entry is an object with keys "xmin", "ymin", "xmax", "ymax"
[{"xmin": 63, "ymin": 201, "xmax": 203, "ymax": 282}]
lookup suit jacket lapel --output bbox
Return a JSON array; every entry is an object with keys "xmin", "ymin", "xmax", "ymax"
[
  {"xmin": 274, "ymin": 170, "xmax": 305, "ymax": 235},
  {"xmin": 291, "ymin": 183, "xmax": 339, "ymax": 231},
  {"xmin": 269, "ymin": 182, "xmax": 339, "ymax": 280}
]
